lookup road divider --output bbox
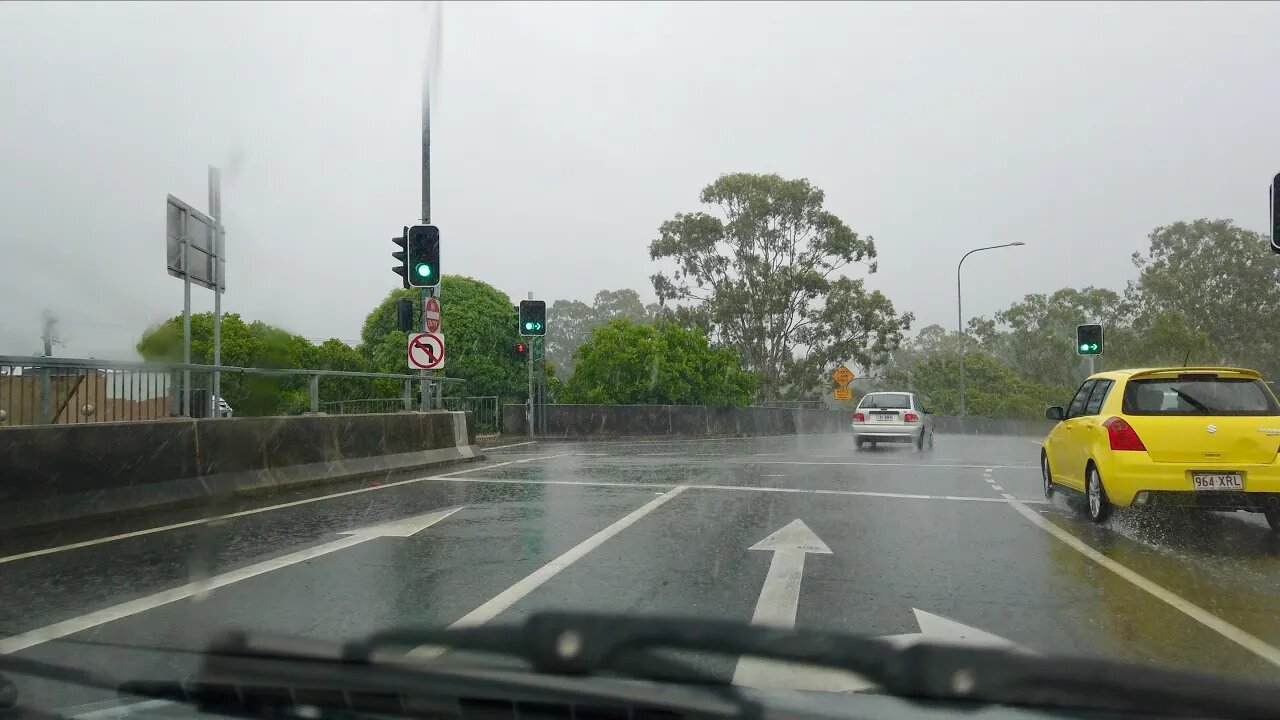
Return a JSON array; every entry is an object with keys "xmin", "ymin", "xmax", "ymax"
[{"xmin": 0, "ymin": 412, "xmax": 481, "ymax": 537}]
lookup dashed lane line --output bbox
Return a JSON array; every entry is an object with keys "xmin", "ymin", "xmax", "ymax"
[
  {"xmin": 0, "ymin": 454, "xmax": 573, "ymax": 565},
  {"xmin": 406, "ymin": 486, "xmax": 691, "ymax": 658}
]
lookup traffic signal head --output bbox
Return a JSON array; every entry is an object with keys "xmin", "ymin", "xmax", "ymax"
[
  {"xmin": 514, "ymin": 342, "xmax": 528, "ymax": 361},
  {"xmin": 395, "ymin": 299, "xmax": 414, "ymax": 332},
  {"xmin": 519, "ymin": 300, "xmax": 546, "ymax": 336},
  {"xmin": 1076, "ymin": 324, "xmax": 1103, "ymax": 355},
  {"xmin": 391, "ymin": 226, "xmax": 409, "ymax": 289},
  {"xmin": 1271, "ymin": 172, "xmax": 1280, "ymax": 254},
  {"xmin": 407, "ymin": 225, "xmax": 441, "ymax": 288}
]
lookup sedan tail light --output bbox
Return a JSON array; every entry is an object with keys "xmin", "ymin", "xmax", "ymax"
[
  {"xmin": 1103, "ymin": 416, "xmax": 1147, "ymax": 451},
  {"xmin": 853, "ymin": 412, "xmax": 865, "ymax": 422},
  {"xmin": 904, "ymin": 412, "xmax": 919, "ymax": 423}
]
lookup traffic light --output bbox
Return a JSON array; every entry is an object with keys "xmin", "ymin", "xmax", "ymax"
[
  {"xmin": 1076, "ymin": 324, "xmax": 1103, "ymax": 355},
  {"xmin": 519, "ymin": 300, "xmax": 546, "ymax": 336},
  {"xmin": 396, "ymin": 299, "xmax": 414, "ymax": 332},
  {"xmin": 391, "ymin": 226, "xmax": 409, "ymax": 289},
  {"xmin": 514, "ymin": 342, "xmax": 528, "ymax": 361},
  {"xmin": 1271, "ymin": 172, "xmax": 1280, "ymax": 254},
  {"xmin": 407, "ymin": 225, "xmax": 440, "ymax": 288}
]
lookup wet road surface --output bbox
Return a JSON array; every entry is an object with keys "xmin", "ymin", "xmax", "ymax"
[{"xmin": 3, "ymin": 433, "xmax": 1280, "ymax": 714}]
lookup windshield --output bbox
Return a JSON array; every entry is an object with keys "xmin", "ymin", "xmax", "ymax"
[
  {"xmin": 858, "ymin": 393, "xmax": 912, "ymax": 409},
  {"xmin": 4, "ymin": 3, "xmax": 1280, "ymax": 719},
  {"xmin": 1124, "ymin": 377, "xmax": 1280, "ymax": 416}
]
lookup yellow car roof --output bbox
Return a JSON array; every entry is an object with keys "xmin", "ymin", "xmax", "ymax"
[{"xmin": 1090, "ymin": 366, "xmax": 1263, "ymax": 381}]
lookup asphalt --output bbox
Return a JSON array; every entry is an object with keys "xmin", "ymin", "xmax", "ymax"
[{"xmin": 3, "ymin": 432, "xmax": 1280, "ymax": 715}]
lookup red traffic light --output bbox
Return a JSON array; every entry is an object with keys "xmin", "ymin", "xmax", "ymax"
[{"xmin": 514, "ymin": 342, "xmax": 528, "ymax": 361}]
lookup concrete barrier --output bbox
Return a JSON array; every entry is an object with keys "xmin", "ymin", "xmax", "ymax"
[
  {"xmin": 501, "ymin": 405, "xmax": 1054, "ymax": 439},
  {"xmin": 932, "ymin": 415, "xmax": 1055, "ymax": 437},
  {"xmin": 502, "ymin": 404, "xmax": 848, "ymax": 439},
  {"xmin": 0, "ymin": 411, "xmax": 479, "ymax": 536}
]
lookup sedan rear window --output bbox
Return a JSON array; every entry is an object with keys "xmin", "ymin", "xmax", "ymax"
[
  {"xmin": 859, "ymin": 394, "xmax": 911, "ymax": 409},
  {"xmin": 1123, "ymin": 376, "xmax": 1280, "ymax": 416}
]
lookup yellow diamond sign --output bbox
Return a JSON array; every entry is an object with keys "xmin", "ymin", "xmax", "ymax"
[
  {"xmin": 832, "ymin": 366, "xmax": 854, "ymax": 387},
  {"xmin": 834, "ymin": 388, "xmax": 853, "ymax": 401}
]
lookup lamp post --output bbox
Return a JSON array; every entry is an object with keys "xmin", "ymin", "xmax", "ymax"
[{"xmin": 957, "ymin": 242, "xmax": 1025, "ymax": 417}]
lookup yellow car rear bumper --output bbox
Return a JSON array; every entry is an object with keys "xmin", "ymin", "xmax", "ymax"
[{"xmin": 1094, "ymin": 452, "xmax": 1280, "ymax": 508}]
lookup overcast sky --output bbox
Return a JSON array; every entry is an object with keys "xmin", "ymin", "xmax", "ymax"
[{"xmin": 2, "ymin": 1, "xmax": 1277, "ymax": 360}]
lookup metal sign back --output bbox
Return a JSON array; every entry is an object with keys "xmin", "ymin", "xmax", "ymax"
[{"xmin": 166, "ymin": 194, "xmax": 225, "ymax": 291}]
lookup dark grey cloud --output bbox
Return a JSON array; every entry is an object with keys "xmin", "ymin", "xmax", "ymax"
[{"xmin": 2, "ymin": 1, "xmax": 1277, "ymax": 360}]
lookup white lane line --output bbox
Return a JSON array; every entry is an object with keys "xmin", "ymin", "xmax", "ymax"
[
  {"xmin": 68, "ymin": 699, "xmax": 174, "ymax": 719},
  {"xmin": 406, "ymin": 486, "xmax": 690, "ymax": 659},
  {"xmin": 992, "ymin": 485, "xmax": 1004, "ymax": 491},
  {"xmin": 0, "ymin": 454, "xmax": 571, "ymax": 565},
  {"xmin": 1024, "ymin": 439, "xmax": 1043, "ymax": 447},
  {"xmin": 1006, "ymin": 498, "xmax": 1280, "ymax": 668},
  {"xmin": 753, "ymin": 461, "xmax": 1032, "ymax": 469},
  {"xmin": 636, "ymin": 452, "xmax": 683, "ymax": 456},
  {"xmin": 482, "ymin": 441, "xmax": 538, "ymax": 451},
  {"xmin": 0, "ymin": 507, "xmax": 464, "ymax": 655},
  {"xmin": 762, "ymin": 474, "xmax": 787, "ymax": 478}
]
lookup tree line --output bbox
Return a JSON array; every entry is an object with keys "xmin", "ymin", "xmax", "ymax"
[
  {"xmin": 137, "ymin": 176, "xmax": 1278, "ymax": 419},
  {"xmin": 876, "ymin": 219, "xmax": 1279, "ymax": 419}
]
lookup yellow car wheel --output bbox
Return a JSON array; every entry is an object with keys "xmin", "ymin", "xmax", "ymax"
[
  {"xmin": 1085, "ymin": 463, "xmax": 1113, "ymax": 523},
  {"xmin": 1041, "ymin": 453, "xmax": 1054, "ymax": 500},
  {"xmin": 1265, "ymin": 509, "xmax": 1280, "ymax": 534}
]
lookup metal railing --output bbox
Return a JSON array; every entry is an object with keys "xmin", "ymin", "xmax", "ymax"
[
  {"xmin": 0, "ymin": 355, "xmax": 466, "ymax": 427},
  {"xmin": 442, "ymin": 395, "xmax": 500, "ymax": 435},
  {"xmin": 756, "ymin": 400, "xmax": 830, "ymax": 410},
  {"xmin": 318, "ymin": 395, "xmax": 501, "ymax": 434}
]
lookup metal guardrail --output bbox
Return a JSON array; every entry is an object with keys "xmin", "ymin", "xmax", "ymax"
[
  {"xmin": 317, "ymin": 395, "xmax": 500, "ymax": 434},
  {"xmin": 756, "ymin": 400, "xmax": 831, "ymax": 410},
  {"xmin": 442, "ymin": 395, "xmax": 500, "ymax": 434},
  {"xmin": 0, "ymin": 355, "xmax": 466, "ymax": 427}
]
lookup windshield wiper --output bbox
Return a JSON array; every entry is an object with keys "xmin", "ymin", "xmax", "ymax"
[
  {"xmin": 348, "ymin": 612, "xmax": 1280, "ymax": 718},
  {"xmin": 7, "ymin": 612, "xmax": 1280, "ymax": 719}
]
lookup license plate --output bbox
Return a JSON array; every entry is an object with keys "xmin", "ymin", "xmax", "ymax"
[
  {"xmin": 1192, "ymin": 473, "xmax": 1243, "ymax": 491},
  {"xmin": 873, "ymin": 413, "xmax": 897, "ymax": 423}
]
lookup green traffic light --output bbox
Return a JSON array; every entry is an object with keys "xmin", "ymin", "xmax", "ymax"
[
  {"xmin": 415, "ymin": 263, "xmax": 432, "ymax": 278},
  {"xmin": 1080, "ymin": 343, "xmax": 1090, "ymax": 352},
  {"xmin": 524, "ymin": 322, "xmax": 533, "ymax": 330}
]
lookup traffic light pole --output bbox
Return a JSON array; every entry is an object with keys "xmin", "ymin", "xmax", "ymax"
[
  {"xmin": 419, "ymin": 61, "xmax": 434, "ymax": 412},
  {"xmin": 527, "ymin": 291, "xmax": 535, "ymax": 438}
]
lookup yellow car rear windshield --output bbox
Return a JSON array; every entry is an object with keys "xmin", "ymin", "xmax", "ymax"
[{"xmin": 1122, "ymin": 375, "xmax": 1280, "ymax": 416}]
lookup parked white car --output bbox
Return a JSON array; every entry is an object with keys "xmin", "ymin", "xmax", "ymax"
[
  {"xmin": 214, "ymin": 396, "xmax": 233, "ymax": 418},
  {"xmin": 852, "ymin": 391, "xmax": 934, "ymax": 451}
]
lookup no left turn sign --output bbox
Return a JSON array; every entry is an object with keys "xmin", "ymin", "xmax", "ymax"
[{"xmin": 407, "ymin": 332, "xmax": 445, "ymax": 370}]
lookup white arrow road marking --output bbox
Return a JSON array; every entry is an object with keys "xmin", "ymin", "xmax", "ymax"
[
  {"xmin": 0, "ymin": 506, "xmax": 463, "ymax": 655},
  {"xmin": 736, "ymin": 607, "xmax": 1030, "ymax": 693},
  {"xmin": 731, "ymin": 519, "xmax": 1027, "ymax": 693},
  {"xmin": 731, "ymin": 520, "xmax": 831, "ymax": 685}
]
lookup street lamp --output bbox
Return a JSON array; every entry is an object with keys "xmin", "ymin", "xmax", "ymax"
[{"xmin": 957, "ymin": 242, "xmax": 1025, "ymax": 417}]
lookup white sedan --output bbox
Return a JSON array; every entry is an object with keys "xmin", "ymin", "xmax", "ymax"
[{"xmin": 852, "ymin": 391, "xmax": 934, "ymax": 451}]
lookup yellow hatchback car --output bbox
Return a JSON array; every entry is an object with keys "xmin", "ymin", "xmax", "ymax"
[{"xmin": 1040, "ymin": 367, "xmax": 1280, "ymax": 531}]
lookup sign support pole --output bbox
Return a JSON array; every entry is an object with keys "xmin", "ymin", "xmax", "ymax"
[
  {"xmin": 181, "ymin": 218, "xmax": 192, "ymax": 417},
  {"xmin": 210, "ymin": 166, "xmax": 222, "ymax": 417},
  {"xmin": 419, "ymin": 53, "xmax": 435, "ymax": 412}
]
